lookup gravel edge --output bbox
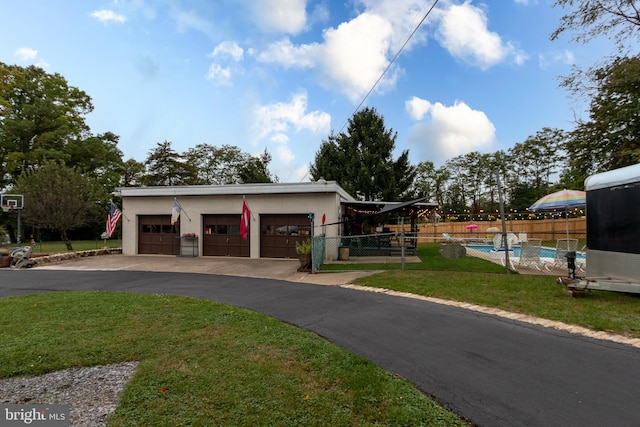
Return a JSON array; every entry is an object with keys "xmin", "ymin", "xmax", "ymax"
[{"xmin": 0, "ymin": 361, "xmax": 139, "ymax": 426}]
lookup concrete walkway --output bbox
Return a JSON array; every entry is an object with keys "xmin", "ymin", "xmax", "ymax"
[{"xmin": 34, "ymin": 254, "xmax": 378, "ymax": 286}]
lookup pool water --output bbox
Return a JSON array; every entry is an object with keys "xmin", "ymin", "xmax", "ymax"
[{"xmin": 465, "ymin": 244, "xmax": 585, "ymax": 259}]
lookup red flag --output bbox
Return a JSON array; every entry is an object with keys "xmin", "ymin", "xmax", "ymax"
[
  {"xmin": 322, "ymin": 213, "xmax": 326, "ymax": 225},
  {"xmin": 240, "ymin": 199, "xmax": 250, "ymax": 239},
  {"xmin": 105, "ymin": 201, "xmax": 122, "ymax": 238}
]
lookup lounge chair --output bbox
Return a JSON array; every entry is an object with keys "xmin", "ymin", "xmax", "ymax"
[
  {"xmin": 492, "ymin": 233, "xmax": 519, "ymax": 250},
  {"xmin": 442, "ymin": 233, "xmax": 460, "ymax": 242},
  {"xmin": 516, "ymin": 238, "xmax": 543, "ymax": 270},
  {"xmin": 552, "ymin": 238, "xmax": 578, "ymax": 268}
]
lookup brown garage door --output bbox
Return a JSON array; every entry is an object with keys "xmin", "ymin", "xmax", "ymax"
[
  {"xmin": 138, "ymin": 215, "xmax": 180, "ymax": 255},
  {"xmin": 202, "ymin": 214, "xmax": 249, "ymax": 257},
  {"xmin": 260, "ymin": 214, "xmax": 311, "ymax": 258}
]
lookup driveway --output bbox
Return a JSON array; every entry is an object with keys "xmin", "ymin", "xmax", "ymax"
[
  {"xmin": 2, "ymin": 257, "xmax": 640, "ymax": 426},
  {"xmin": 31, "ymin": 254, "xmax": 378, "ymax": 286}
]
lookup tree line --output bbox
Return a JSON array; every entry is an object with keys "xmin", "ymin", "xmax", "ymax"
[
  {"xmin": 1, "ymin": 0, "xmax": 638, "ymax": 245},
  {"xmin": 0, "ymin": 63, "xmax": 276, "ymax": 246}
]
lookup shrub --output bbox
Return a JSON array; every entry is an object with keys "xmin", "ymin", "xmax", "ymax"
[{"xmin": 295, "ymin": 238, "xmax": 312, "ymax": 255}]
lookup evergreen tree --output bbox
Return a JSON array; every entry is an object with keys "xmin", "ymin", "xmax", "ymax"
[{"xmin": 310, "ymin": 107, "xmax": 415, "ymax": 201}]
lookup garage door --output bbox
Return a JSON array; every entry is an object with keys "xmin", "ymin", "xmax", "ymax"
[
  {"xmin": 138, "ymin": 215, "xmax": 180, "ymax": 255},
  {"xmin": 260, "ymin": 214, "xmax": 311, "ymax": 258},
  {"xmin": 202, "ymin": 214, "xmax": 249, "ymax": 257}
]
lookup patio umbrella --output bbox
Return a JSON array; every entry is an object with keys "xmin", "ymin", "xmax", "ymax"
[
  {"xmin": 528, "ymin": 189, "xmax": 586, "ymax": 240},
  {"xmin": 465, "ymin": 224, "xmax": 478, "ymax": 233}
]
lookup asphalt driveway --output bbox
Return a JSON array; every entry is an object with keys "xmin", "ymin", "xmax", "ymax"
[{"xmin": 1, "ymin": 267, "xmax": 639, "ymax": 426}]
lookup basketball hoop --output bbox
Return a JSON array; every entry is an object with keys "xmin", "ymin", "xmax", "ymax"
[{"xmin": 1, "ymin": 194, "xmax": 23, "ymax": 212}]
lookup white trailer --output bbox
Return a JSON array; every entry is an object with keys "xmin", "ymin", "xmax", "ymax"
[{"xmin": 583, "ymin": 163, "xmax": 640, "ymax": 293}]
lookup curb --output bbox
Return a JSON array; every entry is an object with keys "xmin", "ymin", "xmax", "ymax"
[{"xmin": 341, "ymin": 284, "xmax": 640, "ymax": 349}]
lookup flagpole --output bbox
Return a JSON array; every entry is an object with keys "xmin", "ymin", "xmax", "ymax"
[
  {"xmin": 174, "ymin": 198, "xmax": 192, "ymax": 221},
  {"xmin": 110, "ymin": 200, "xmax": 130, "ymax": 222},
  {"xmin": 243, "ymin": 195, "xmax": 256, "ymax": 221}
]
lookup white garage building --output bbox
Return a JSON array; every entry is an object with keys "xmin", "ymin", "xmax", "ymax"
[{"xmin": 115, "ymin": 180, "xmax": 354, "ymax": 260}]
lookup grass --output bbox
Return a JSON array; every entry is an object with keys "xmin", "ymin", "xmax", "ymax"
[
  {"xmin": 329, "ymin": 244, "xmax": 640, "ymax": 338},
  {"xmin": 22, "ymin": 239, "xmax": 122, "ymax": 253},
  {"xmin": 0, "ymin": 291, "xmax": 466, "ymax": 426},
  {"xmin": 3, "ymin": 240, "xmax": 638, "ymax": 423}
]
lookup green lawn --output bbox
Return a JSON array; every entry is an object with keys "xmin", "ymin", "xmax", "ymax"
[
  {"xmin": 0, "ymin": 292, "xmax": 466, "ymax": 426},
  {"xmin": 3, "ymin": 241, "xmax": 638, "ymax": 424},
  {"xmin": 27, "ymin": 239, "xmax": 122, "ymax": 253},
  {"xmin": 330, "ymin": 244, "xmax": 640, "ymax": 338}
]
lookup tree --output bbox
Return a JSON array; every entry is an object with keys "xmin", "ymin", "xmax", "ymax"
[
  {"xmin": 506, "ymin": 128, "xmax": 566, "ymax": 205},
  {"xmin": 551, "ymin": 1, "xmax": 640, "ymax": 102},
  {"xmin": 184, "ymin": 144, "xmax": 243, "ymax": 185},
  {"xmin": 410, "ymin": 161, "xmax": 437, "ymax": 199},
  {"xmin": 551, "ymin": 0, "xmax": 640, "ymax": 52},
  {"xmin": 142, "ymin": 141, "xmax": 199, "ymax": 186},
  {"xmin": 183, "ymin": 144, "xmax": 276, "ymax": 185},
  {"xmin": 120, "ymin": 158, "xmax": 146, "ymax": 187},
  {"xmin": 14, "ymin": 162, "xmax": 101, "ymax": 250},
  {"xmin": 65, "ymin": 131, "xmax": 125, "ymax": 197},
  {"xmin": 563, "ymin": 55, "xmax": 640, "ymax": 185},
  {"xmin": 239, "ymin": 148, "xmax": 276, "ymax": 183},
  {"xmin": 310, "ymin": 107, "xmax": 415, "ymax": 201},
  {"xmin": 0, "ymin": 63, "xmax": 93, "ymax": 190}
]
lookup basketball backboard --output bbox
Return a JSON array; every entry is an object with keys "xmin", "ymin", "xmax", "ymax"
[{"xmin": 1, "ymin": 194, "xmax": 24, "ymax": 211}]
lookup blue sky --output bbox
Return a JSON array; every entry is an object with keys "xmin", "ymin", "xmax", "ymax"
[{"xmin": 0, "ymin": 0, "xmax": 616, "ymax": 182}]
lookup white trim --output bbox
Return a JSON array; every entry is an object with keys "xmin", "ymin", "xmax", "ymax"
[
  {"xmin": 115, "ymin": 181, "xmax": 355, "ymax": 201},
  {"xmin": 585, "ymin": 164, "xmax": 640, "ymax": 191}
]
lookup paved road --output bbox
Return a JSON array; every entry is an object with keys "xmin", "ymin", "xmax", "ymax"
[{"xmin": 2, "ymin": 268, "xmax": 639, "ymax": 426}]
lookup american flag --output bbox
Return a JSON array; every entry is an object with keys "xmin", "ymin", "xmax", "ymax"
[{"xmin": 105, "ymin": 201, "xmax": 122, "ymax": 238}]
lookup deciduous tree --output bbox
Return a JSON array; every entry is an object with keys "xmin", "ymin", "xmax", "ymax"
[
  {"xmin": 14, "ymin": 162, "xmax": 101, "ymax": 250},
  {"xmin": 0, "ymin": 63, "xmax": 93, "ymax": 189},
  {"xmin": 551, "ymin": 0, "xmax": 640, "ymax": 52},
  {"xmin": 563, "ymin": 56, "xmax": 640, "ymax": 186}
]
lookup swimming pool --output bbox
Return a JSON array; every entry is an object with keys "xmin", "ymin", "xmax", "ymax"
[{"xmin": 465, "ymin": 244, "xmax": 585, "ymax": 259}]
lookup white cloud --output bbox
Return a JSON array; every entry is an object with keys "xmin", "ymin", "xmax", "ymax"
[
  {"xmin": 251, "ymin": 92, "xmax": 331, "ymax": 181},
  {"xmin": 249, "ymin": 0, "xmax": 307, "ymax": 34},
  {"xmin": 90, "ymin": 9, "xmax": 127, "ymax": 24},
  {"xmin": 252, "ymin": 92, "xmax": 331, "ymax": 143},
  {"xmin": 356, "ymin": 0, "xmax": 430, "ymax": 52},
  {"xmin": 206, "ymin": 42, "xmax": 244, "ymax": 85},
  {"xmin": 405, "ymin": 96, "xmax": 431, "ymax": 120},
  {"xmin": 434, "ymin": 1, "xmax": 527, "ymax": 69},
  {"xmin": 173, "ymin": 9, "xmax": 214, "ymax": 37},
  {"xmin": 209, "ymin": 41, "xmax": 244, "ymax": 62},
  {"xmin": 14, "ymin": 47, "xmax": 48, "ymax": 68},
  {"xmin": 257, "ymin": 38, "xmax": 317, "ymax": 68},
  {"xmin": 406, "ymin": 97, "xmax": 496, "ymax": 165},
  {"xmin": 319, "ymin": 13, "xmax": 395, "ymax": 101},
  {"xmin": 256, "ymin": 0, "xmax": 436, "ymax": 102},
  {"xmin": 205, "ymin": 64, "xmax": 233, "ymax": 86},
  {"xmin": 258, "ymin": 12, "xmax": 395, "ymax": 102},
  {"xmin": 538, "ymin": 49, "xmax": 575, "ymax": 69},
  {"xmin": 14, "ymin": 47, "xmax": 38, "ymax": 61}
]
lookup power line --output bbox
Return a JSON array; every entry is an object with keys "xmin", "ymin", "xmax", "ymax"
[
  {"xmin": 302, "ymin": 0, "xmax": 440, "ymax": 182},
  {"xmin": 336, "ymin": 0, "xmax": 441, "ymax": 135}
]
